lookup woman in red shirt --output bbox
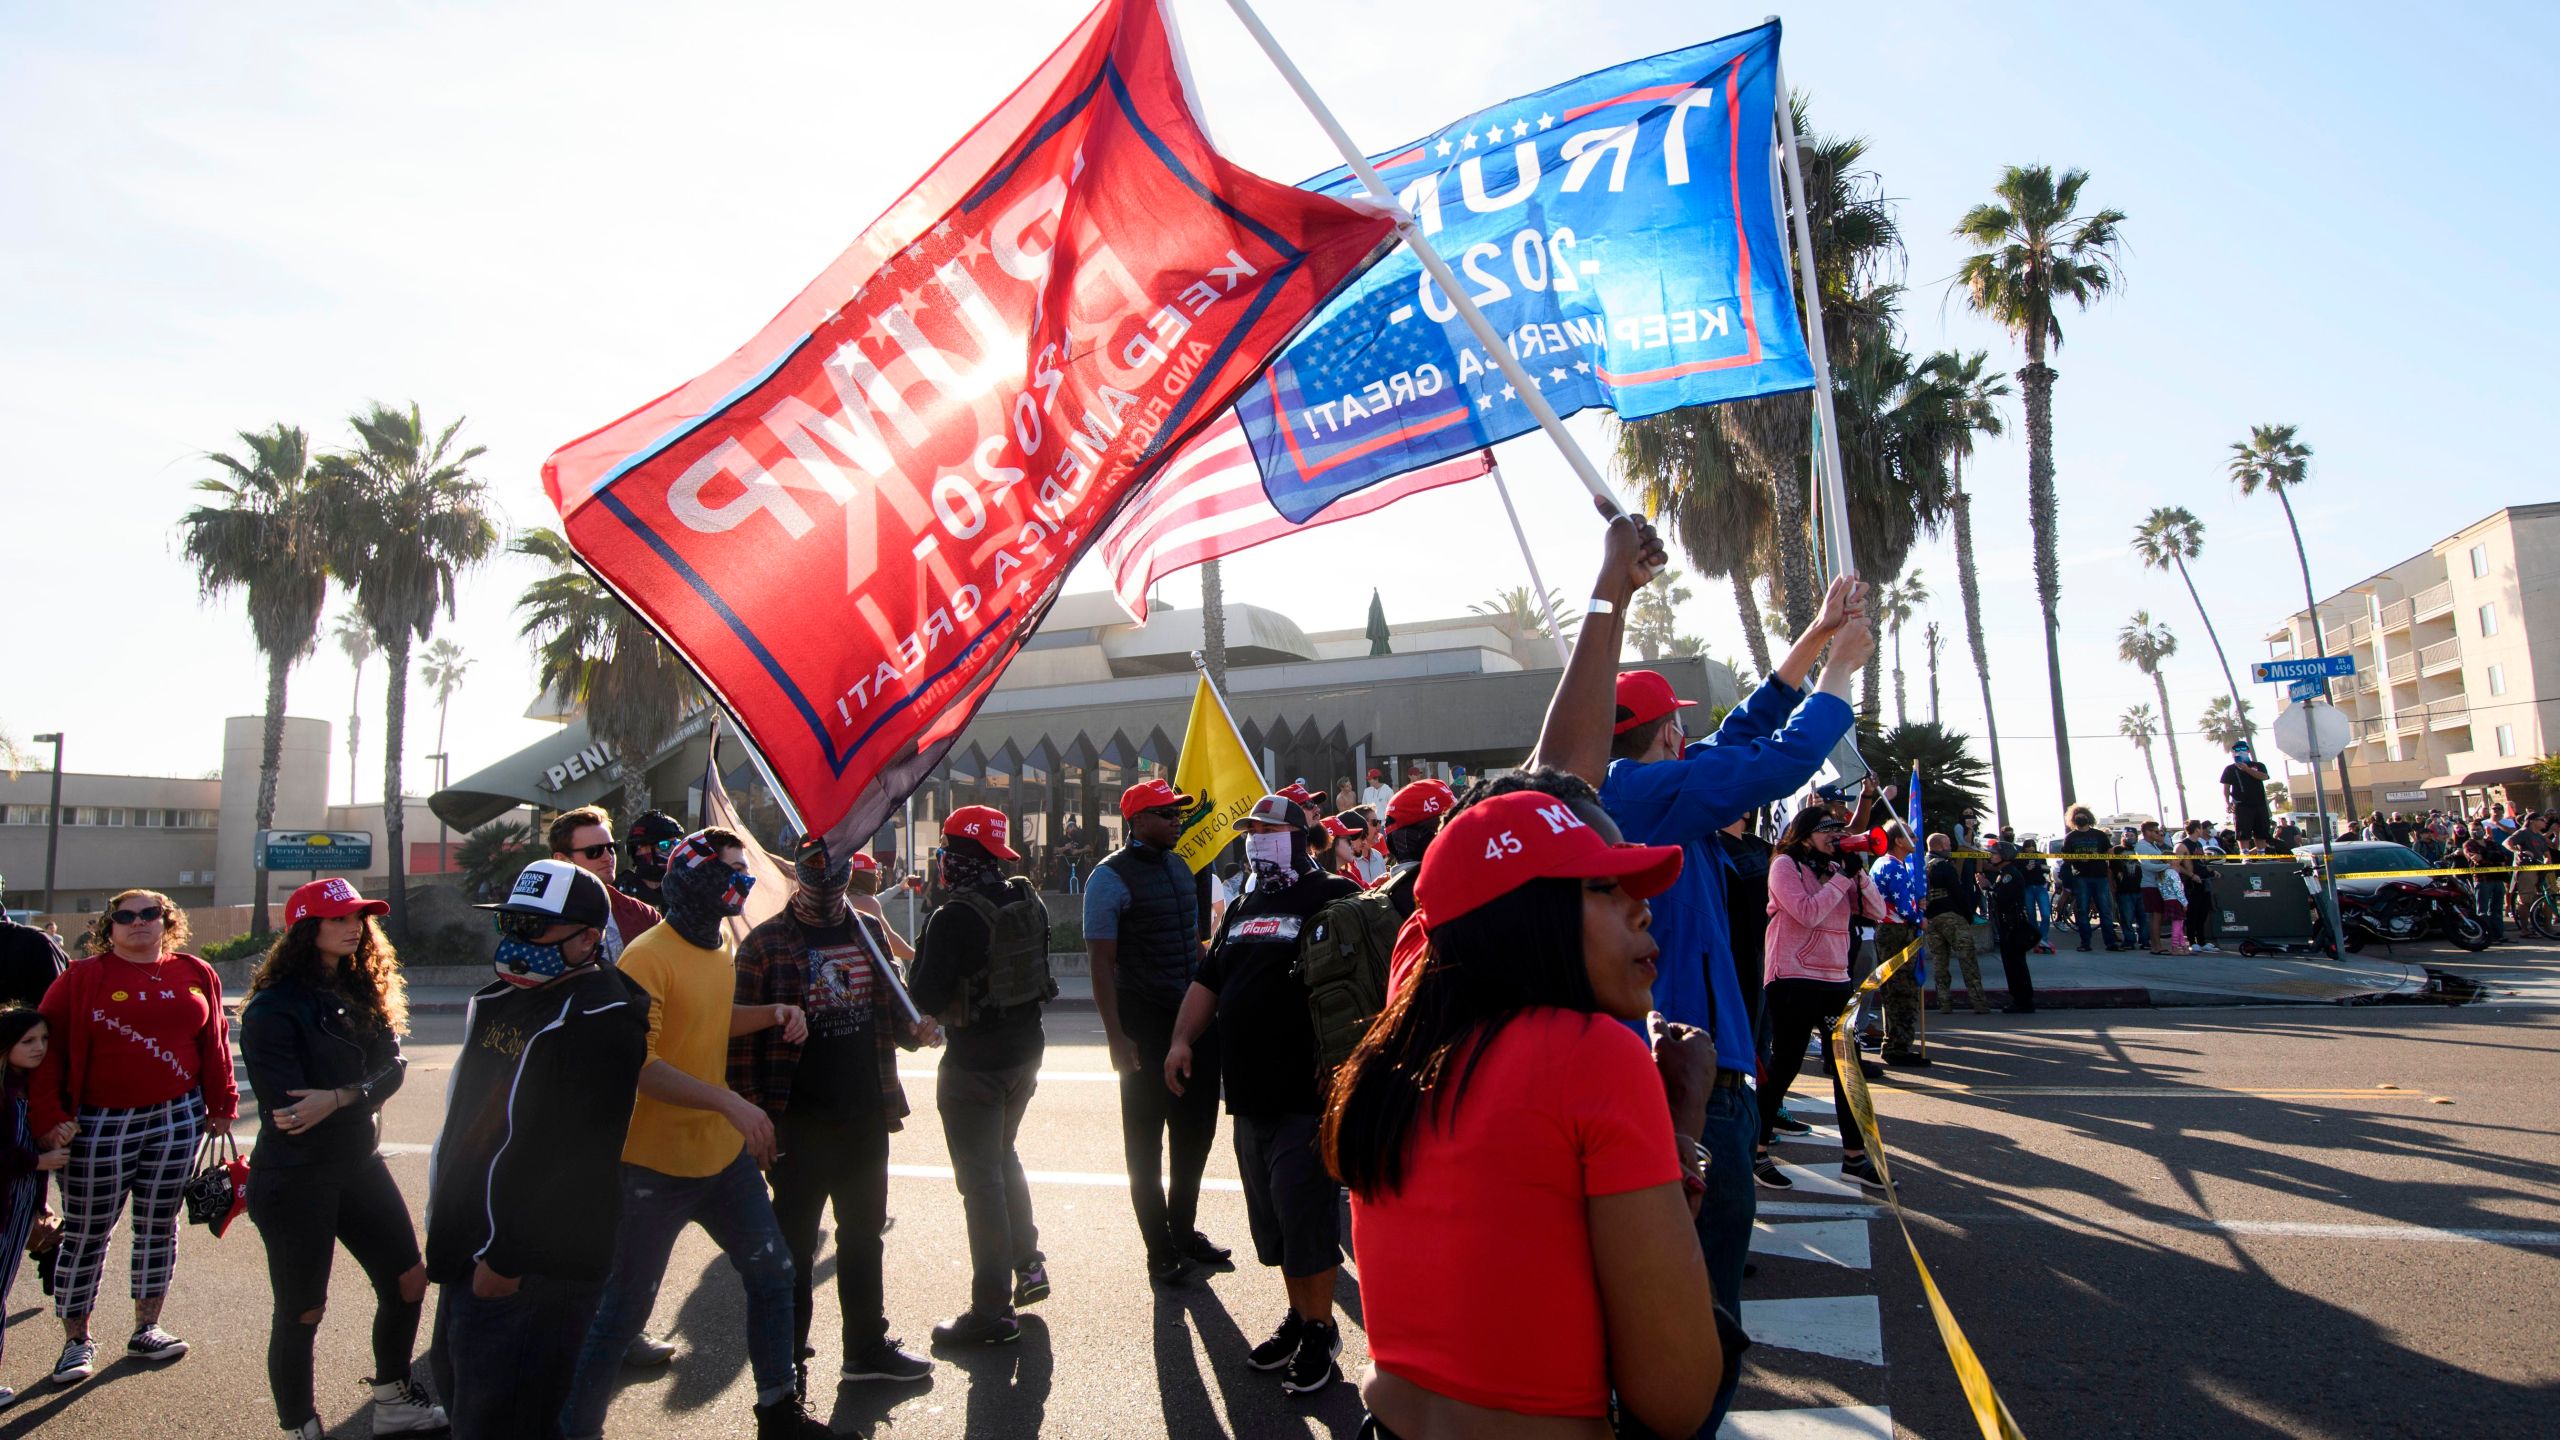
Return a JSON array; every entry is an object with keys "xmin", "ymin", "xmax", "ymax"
[
  {"xmin": 1322, "ymin": 781, "xmax": 1724, "ymax": 1440},
  {"xmin": 30, "ymin": 888, "xmax": 236, "ymax": 1388}
]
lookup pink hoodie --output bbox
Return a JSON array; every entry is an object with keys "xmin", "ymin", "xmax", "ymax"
[{"xmin": 1764, "ymin": 854, "xmax": 1886, "ymax": 984}]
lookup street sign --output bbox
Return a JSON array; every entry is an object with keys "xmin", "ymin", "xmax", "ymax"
[
  {"xmin": 2253, "ymin": 655, "xmax": 2356, "ymax": 683},
  {"xmin": 257, "ymin": 830, "xmax": 374, "ymax": 872},
  {"xmin": 2287, "ymin": 676, "xmax": 2329, "ymax": 701},
  {"xmin": 2274, "ymin": 702, "xmax": 2352, "ymax": 763},
  {"xmin": 2384, "ymin": 789, "xmax": 2430, "ymax": 803}
]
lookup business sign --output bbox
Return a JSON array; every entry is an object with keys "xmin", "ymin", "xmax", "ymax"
[
  {"xmin": 2287, "ymin": 677, "xmax": 2329, "ymax": 702},
  {"xmin": 537, "ymin": 739, "xmax": 618, "ymax": 794},
  {"xmin": 2383, "ymin": 789, "xmax": 2431, "ymax": 802},
  {"xmin": 2253, "ymin": 655, "xmax": 2356, "ymax": 683},
  {"xmin": 258, "ymin": 831, "xmax": 375, "ymax": 872}
]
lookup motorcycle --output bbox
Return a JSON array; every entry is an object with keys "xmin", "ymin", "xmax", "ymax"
[{"xmin": 2334, "ymin": 878, "xmax": 2492, "ymax": 953}]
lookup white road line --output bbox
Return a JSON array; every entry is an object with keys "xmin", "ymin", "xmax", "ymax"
[
  {"xmin": 2115, "ymin": 1216, "xmax": 2560, "ymax": 1247},
  {"xmin": 887, "ymin": 1162, "xmax": 1243, "ymax": 1193},
  {"xmin": 1769, "ymin": 1160, "xmax": 1869, "ymax": 1201},
  {"xmin": 1750, "ymin": 1220, "xmax": 1872, "ymax": 1269},
  {"xmin": 1759, "ymin": 1200, "xmax": 1887, "ymax": 1219},
  {"xmin": 899, "ymin": 1069, "xmax": 1121, "ymax": 1082},
  {"xmin": 1722, "ymin": 1404, "xmax": 1894, "ymax": 1439},
  {"xmin": 1738, "ymin": 1295, "xmax": 1885, "ymax": 1366}
]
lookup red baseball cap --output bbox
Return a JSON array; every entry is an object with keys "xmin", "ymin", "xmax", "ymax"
[
  {"xmin": 1383, "ymin": 778, "xmax": 1458, "ymax": 833},
  {"xmin": 1613, "ymin": 670, "xmax": 1699, "ymax": 735},
  {"xmin": 1119, "ymin": 777, "xmax": 1196, "ymax": 820},
  {"xmin": 285, "ymin": 877, "xmax": 389, "ymax": 927},
  {"xmin": 942, "ymin": 804, "xmax": 1021, "ymax": 861},
  {"xmin": 846, "ymin": 851, "xmax": 880, "ymax": 873},
  {"xmin": 1367, "ymin": 767, "xmax": 1383, "ymax": 780},
  {"xmin": 1276, "ymin": 780, "xmax": 1318, "ymax": 808},
  {"xmin": 1417, "ymin": 791, "xmax": 1683, "ymax": 928},
  {"xmin": 1321, "ymin": 815, "xmax": 1355, "ymax": 839}
]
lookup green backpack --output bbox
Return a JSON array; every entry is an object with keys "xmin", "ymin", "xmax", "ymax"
[{"xmin": 1296, "ymin": 872, "xmax": 1406, "ymax": 1083}]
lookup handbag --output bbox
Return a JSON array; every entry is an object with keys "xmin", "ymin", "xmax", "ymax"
[{"xmin": 182, "ymin": 1132, "xmax": 250, "ymax": 1237}]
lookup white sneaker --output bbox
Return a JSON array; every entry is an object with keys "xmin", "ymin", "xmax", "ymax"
[
  {"xmin": 369, "ymin": 1376, "xmax": 450, "ymax": 1435},
  {"xmin": 48, "ymin": 1338, "xmax": 95, "ymax": 1386},
  {"xmin": 289, "ymin": 1419, "xmax": 324, "ymax": 1440}
]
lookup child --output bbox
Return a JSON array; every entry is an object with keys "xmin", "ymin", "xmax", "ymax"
[{"xmin": 0, "ymin": 1009, "xmax": 71, "ymax": 1406}]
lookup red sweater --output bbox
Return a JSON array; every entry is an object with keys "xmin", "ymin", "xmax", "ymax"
[{"xmin": 32, "ymin": 952, "xmax": 238, "ymax": 1134}]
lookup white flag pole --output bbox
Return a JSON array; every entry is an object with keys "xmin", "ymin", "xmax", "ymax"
[
  {"xmin": 1769, "ymin": 46, "xmax": 1855, "ymax": 581},
  {"xmin": 1489, "ymin": 463, "xmax": 1573, "ymax": 643},
  {"xmin": 1219, "ymin": 0, "xmax": 1626, "ymax": 522}
]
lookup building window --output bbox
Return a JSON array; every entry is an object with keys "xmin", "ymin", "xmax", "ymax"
[
  {"xmin": 2497, "ymin": 724, "xmax": 2516, "ymax": 757},
  {"xmin": 2470, "ymin": 543, "xmax": 2489, "ymax": 578},
  {"xmin": 106, "ymin": 808, "xmax": 127, "ymax": 827},
  {"xmin": 2478, "ymin": 603, "xmax": 2499, "ymax": 637},
  {"xmin": 2489, "ymin": 664, "xmax": 2507, "ymax": 696}
]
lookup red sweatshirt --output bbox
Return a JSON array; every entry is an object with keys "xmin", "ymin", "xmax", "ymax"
[{"xmin": 32, "ymin": 952, "xmax": 237, "ymax": 1135}]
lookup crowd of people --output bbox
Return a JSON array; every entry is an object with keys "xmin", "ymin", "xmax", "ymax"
[{"xmin": 8, "ymin": 505, "xmax": 2560, "ymax": 1439}]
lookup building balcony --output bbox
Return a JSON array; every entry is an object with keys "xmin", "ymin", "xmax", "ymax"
[
  {"xmin": 2387, "ymin": 652, "xmax": 2416, "ymax": 683},
  {"xmin": 2412, "ymin": 582, "xmax": 2455, "ymax": 620},
  {"xmin": 2429, "ymin": 708, "xmax": 2471, "ymax": 732},
  {"xmin": 2394, "ymin": 710, "xmax": 2424, "ymax": 735},
  {"xmin": 2419, "ymin": 639, "xmax": 2462, "ymax": 676},
  {"xmin": 2379, "ymin": 598, "xmax": 2413, "ymax": 631}
]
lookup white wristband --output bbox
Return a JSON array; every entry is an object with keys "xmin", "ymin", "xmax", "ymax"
[{"xmin": 1585, "ymin": 597, "xmax": 1617, "ymax": 616}]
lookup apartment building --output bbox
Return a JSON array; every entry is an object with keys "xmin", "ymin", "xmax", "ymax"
[{"xmin": 2264, "ymin": 503, "xmax": 2560, "ymax": 817}]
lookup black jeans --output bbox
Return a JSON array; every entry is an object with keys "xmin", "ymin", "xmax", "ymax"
[
  {"xmin": 769, "ymin": 1105, "xmax": 892, "ymax": 1358},
  {"xmin": 1757, "ymin": 978, "xmax": 1857, "ymax": 1148},
  {"xmin": 939, "ymin": 1058, "xmax": 1042, "ymax": 1315},
  {"xmin": 1995, "ymin": 924, "xmax": 2037, "ymax": 1010},
  {"xmin": 245, "ymin": 1154, "xmax": 423, "ymax": 1428},
  {"xmin": 431, "ymin": 1274, "xmax": 603, "ymax": 1440},
  {"xmin": 1116, "ymin": 996, "xmax": 1220, "ymax": 1261}
]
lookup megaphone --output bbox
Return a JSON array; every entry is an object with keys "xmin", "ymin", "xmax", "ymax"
[{"xmin": 1835, "ymin": 827, "xmax": 1893, "ymax": 856}]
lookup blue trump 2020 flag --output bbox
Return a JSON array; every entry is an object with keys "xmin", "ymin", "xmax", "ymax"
[{"xmin": 1242, "ymin": 19, "xmax": 1811, "ymax": 522}]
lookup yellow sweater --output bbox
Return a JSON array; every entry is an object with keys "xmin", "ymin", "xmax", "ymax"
[{"xmin": 616, "ymin": 924, "xmax": 745, "ymax": 1178}]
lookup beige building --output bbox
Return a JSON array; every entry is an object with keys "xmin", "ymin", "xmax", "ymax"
[
  {"xmin": 2263, "ymin": 503, "xmax": 2560, "ymax": 817},
  {"xmin": 0, "ymin": 716, "xmax": 446, "ymax": 927}
]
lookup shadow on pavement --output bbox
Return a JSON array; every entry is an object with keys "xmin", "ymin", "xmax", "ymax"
[{"xmin": 1149, "ymin": 1279, "xmax": 1367, "ymax": 1438}]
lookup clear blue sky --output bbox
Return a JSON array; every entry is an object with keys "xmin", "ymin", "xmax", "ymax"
[{"xmin": 5, "ymin": 0, "xmax": 2553, "ymax": 830}]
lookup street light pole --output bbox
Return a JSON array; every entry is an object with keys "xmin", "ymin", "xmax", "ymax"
[
  {"xmin": 427, "ymin": 752, "xmax": 450, "ymax": 875},
  {"xmin": 32, "ymin": 733, "xmax": 62, "ymax": 919}
]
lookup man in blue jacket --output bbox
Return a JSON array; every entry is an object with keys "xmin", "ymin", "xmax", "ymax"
[{"xmin": 1533, "ymin": 513, "xmax": 1869, "ymax": 1437}]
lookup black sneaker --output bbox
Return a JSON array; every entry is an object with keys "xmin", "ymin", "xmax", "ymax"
[
  {"xmin": 841, "ymin": 1337, "xmax": 933, "ymax": 1383},
  {"xmin": 1177, "ymin": 1230, "xmax": 1235, "ymax": 1269},
  {"xmin": 1281, "ymin": 1320, "xmax": 1341, "ymax": 1395},
  {"xmin": 1840, "ymin": 1153, "xmax": 1887, "ymax": 1189},
  {"xmin": 1247, "ymin": 1310, "xmax": 1305, "ymax": 1371},
  {"xmin": 126, "ymin": 1325, "xmax": 189, "ymax": 1363},
  {"xmin": 931, "ymin": 1310, "xmax": 1021, "ymax": 1348},
  {"xmin": 1770, "ymin": 1111, "xmax": 1813, "ymax": 1136},
  {"xmin": 752, "ymin": 1389, "xmax": 833, "ymax": 1440},
  {"xmin": 47, "ymin": 1338, "xmax": 95, "ymax": 1387},
  {"xmin": 1146, "ymin": 1252, "xmax": 1194, "ymax": 1286},
  {"xmin": 1753, "ymin": 1156, "xmax": 1794, "ymax": 1189},
  {"xmin": 1013, "ymin": 1262, "xmax": 1051, "ymax": 1307}
]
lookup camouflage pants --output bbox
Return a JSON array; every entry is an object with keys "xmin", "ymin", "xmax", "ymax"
[
  {"xmin": 1926, "ymin": 912, "xmax": 1988, "ymax": 1013},
  {"xmin": 1876, "ymin": 921, "xmax": 1923, "ymax": 1056}
]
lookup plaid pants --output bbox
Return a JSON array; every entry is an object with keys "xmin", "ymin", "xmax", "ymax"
[{"xmin": 54, "ymin": 1092, "xmax": 203, "ymax": 1318}]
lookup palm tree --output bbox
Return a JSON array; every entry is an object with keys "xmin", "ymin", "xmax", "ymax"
[
  {"xmin": 1879, "ymin": 572, "xmax": 1928, "ymax": 726},
  {"xmin": 2199, "ymin": 694, "xmax": 2258, "ymax": 751},
  {"xmin": 2117, "ymin": 612, "xmax": 2191, "ymax": 820},
  {"xmin": 420, "ymin": 637, "xmax": 472, "ymax": 870},
  {"xmin": 514, "ymin": 528, "xmax": 706, "ymax": 821},
  {"xmin": 2132, "ymin": 506, "xmax": 2242, "ymax": 712},
  {"xmin": 1954, "ymin": 164, "xmax": 2128, "ymax": 806},
  {"xmin": 1201, "ymin": 558, "xmax": 1228, "ymax": 694},
  {"xmin": 332, "ymin": 611, "xmax": 375, "ymax": 807},
  {"xmin": 1626, "ymin": 569, "xmax": 1691, "ymax": 663},
  {"xmin": 0, "ymin": 725, "xmax": 31, "ymax": 780},
  {"xmin": 1613, "ymin": 413, "xmax": 1776, "ymax": 677},
  {"xmin": 314, "ymin": 402, "xmax": 498, "ymax": 939},
  {"xmin": 1469, "ymin": 585, "xmax": 1574, "ymax": 642},
  {"xmin": 454, "ymin": 819, "xmax": 539, "ymax": 903},
  {"xmin": 1923, "ymin": 621, "xmax": 1944, "ymax": 724},
  {"xmin": 2230, "ymin": 423, "xmax": 2352, "ymax": 813},
  {"xmin": 2120, "ymin": 704, "xmax": 2166, "ymax": 822},
  {"xmin": 177, "ymin": 424, "xmax": 330, "ymax": 938},
  {"xmin": 1925, "ymin": 349, "xmax": 2013, "ymax": 825},
  {"xmin": 1866, "ymin": 721, "xmax": 1992, "ymax": 829}
]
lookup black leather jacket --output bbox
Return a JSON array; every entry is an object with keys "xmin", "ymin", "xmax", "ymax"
[{"xmin": 237, "ymin": 979, "xmax": 407, "ymax": 1168}]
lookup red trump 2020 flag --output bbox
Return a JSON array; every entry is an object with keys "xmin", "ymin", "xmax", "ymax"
[{"xmin": 541, "ymin": 0, "xmax": 1396, "ymax": 847}]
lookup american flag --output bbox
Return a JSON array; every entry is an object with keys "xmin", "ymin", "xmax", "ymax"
[{"xmin": 1098, "ymin": 410, "xmax": 1491, "ymax": 621}]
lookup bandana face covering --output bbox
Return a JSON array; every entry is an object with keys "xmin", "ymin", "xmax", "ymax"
[
  {"xmin": 939, "ymin": 847, "xmax": 1006, "ymax": 894},
  {"xmin": 664, "ymin": 834, "xmax": 753, "ymax": 948},
  {"xmin": 793, "ymin": 836, "xmax": 852, "ymax": 928},
  {"xmin": 493, "ymin": 933, "xmax": 572, "ymax": 987},
  {"xmin": 1245, "ymin": 830, "xmax": 1300, "ymax": 885}
]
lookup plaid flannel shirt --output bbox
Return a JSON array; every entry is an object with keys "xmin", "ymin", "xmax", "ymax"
[{"xmin": 728, "ymin": 911, "xmax": 912, "ymax": 1130}]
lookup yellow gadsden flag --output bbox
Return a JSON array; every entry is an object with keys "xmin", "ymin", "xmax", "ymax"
[{"xmin": 1172, "ymin": 671, "xmax": 1266, "ymax": 874}]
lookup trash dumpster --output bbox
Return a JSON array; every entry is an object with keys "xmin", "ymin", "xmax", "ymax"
[{"xmin": 2208, "ymin": 860, "xmax": 2324, "ymax": 944}]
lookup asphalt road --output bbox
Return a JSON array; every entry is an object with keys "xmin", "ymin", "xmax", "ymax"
[{"xmin": 3, "ymin": 940, "xmax": 2554, "ymax": 1438}]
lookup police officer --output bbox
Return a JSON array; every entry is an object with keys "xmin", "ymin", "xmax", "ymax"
[
  {"xmin": 908, "ymin": 806, "xmax": 1054, "ymax": 1347},
  {"xmin": 1085, "ymin": 779, "xmax": 1228, "ymax": 1285}
]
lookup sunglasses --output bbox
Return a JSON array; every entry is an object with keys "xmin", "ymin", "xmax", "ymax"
[
  {"xmin": 565, "ymin": 843, "xmax": 616, "ymax": 860},
  {"xmin": 1141, "ymin": 805, "xmax": 1187, "ymax": 821},
  {"xmin": 113, "ymin": 906, "xmax": 167, "ymax": 926}
]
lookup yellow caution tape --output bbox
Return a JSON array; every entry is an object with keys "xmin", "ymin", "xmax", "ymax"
[
  {"xmin": 1953, "ymin": 850, "xmax": 2560, "ymax": 881},
  {"xmin": 1827, "ymin": 940, "xmax": 2029, "ymax": 1440}
]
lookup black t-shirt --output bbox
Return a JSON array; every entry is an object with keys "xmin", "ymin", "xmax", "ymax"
[
  {"xmin": 0, "ymin": 921, "xmax": 66, "ymax": 1011},
  {"xmin": 1197, "ymin": 870, "xmax": 1358, "ymax": 1118},
  {"xmin": 2221, "ymin": 763, "xmax": 2270, "ymax": 816},
  {"xmin": 2058, "ymin": 827, "xmax": 2112, "ymax": 881},
  {"xmin": 789, "ymin": 915, "xmax": 887, "ymax": 1119},
  {"xmin": 1924, "ymin": 856, "xmax": 1969, "ymax": 919}
]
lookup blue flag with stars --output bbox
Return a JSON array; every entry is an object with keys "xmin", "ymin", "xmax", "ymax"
[{"xmin": 1240, "ymin": 19, "xmax": 1811, "ymax": 522}]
